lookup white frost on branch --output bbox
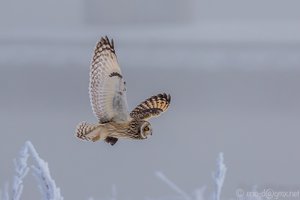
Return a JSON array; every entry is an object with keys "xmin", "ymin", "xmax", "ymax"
[
  {"xmin": 111, "ymin": 184, "xmax": 117, "ymax": 200},
  {"xmin": 26, "ymin": 141, "xmax": 64, "ymax": 200},
  {"xmin": 2, "ymin": 141, "xmax": 230, "ymax": 200},
  {"xmin": 194, "ymin": 186, "xmax": 206, "ymax": 200},
  {"xmin": 155, "ymin": 171, "xmax": 192, "ymax": 200},
  {"xmin": 212, "ymin": 152, "xmax": 227, "ymax": 200},
  {"xmin": 11, "ymin": 143, "xmax": 30, "ymax": 200},
  {"xmin": 2, "ymin": 141, "xmax": 63, "ymax": 200},
  {"xmin": 1, "ymin": 183, "xmax": 9, "ymax": 200},
  {"xmin": 156, "ymin": 153, "xmax": 227, "ymax": 200}
]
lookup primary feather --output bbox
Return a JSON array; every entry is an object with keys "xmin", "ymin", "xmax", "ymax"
[{"xmin": 89, "ymin": 36, "xmax": 129, "ymax": 123}]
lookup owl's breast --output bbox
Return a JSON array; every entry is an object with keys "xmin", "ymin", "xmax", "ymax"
[{"xmin": 104, "ymin": 122, "xmax": 132, "ymax": 139}]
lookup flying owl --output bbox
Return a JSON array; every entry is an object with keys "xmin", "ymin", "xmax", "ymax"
[{"xmin": 76, "ymin": 36, "xmax": 171, "ymax": 145}]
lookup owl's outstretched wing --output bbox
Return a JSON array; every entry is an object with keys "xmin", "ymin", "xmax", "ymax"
[
  {"xmin": 89, "ymin": 36, "xmax": 129, "ymax": 123},
  {"xmin": 130, "ymin": 93, "xmax": 171, "ymax": 120}
]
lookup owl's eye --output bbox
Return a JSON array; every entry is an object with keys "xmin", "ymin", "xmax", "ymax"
[{"xmin": 143, "ymin": 126, "xmax": 150, "ymax": 132}]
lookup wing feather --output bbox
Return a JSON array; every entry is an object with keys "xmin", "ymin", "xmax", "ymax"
[
  {"xmin": 130, "ymin": 93, "xmax": 171, "ymax": 120},
  {"xmin": 89, "ymin": 36, "xmax": 129, "ymax": 123}
]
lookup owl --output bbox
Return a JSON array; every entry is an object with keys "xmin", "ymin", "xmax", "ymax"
[{"xmin": 76, "ymin": 36, "xmax": 171, "ymax": 145}]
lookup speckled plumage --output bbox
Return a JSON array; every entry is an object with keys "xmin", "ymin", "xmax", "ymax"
[{"xmin": 76, "ymin": 36, "xmax": 171, "ymax": 145}]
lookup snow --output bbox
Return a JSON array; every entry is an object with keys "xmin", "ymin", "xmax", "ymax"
[
  {"xmin": 3, "ymin": 141, "xmax": 63, "ymax": 200},
  {"xmin": 1, "ymin": 141, "xmax": 229, "ymax": 200},
  {"xmin": 212, "ymin": 153, "xmax": 227, "ymax": 200}
]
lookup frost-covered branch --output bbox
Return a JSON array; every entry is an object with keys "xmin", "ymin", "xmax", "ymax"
[
  {"xmin": 194, "ymin": 186, "xmax": 206, "ymax": 200},
  {"xmin": 212, "ymin": 153, "xmax": 227, "ymax": 200},
  {"xmin": 1, "ymin": 183, "xmax": 9, "ymax": 200},
  {"xmin": 155, "ymin": 171, "xmax": 192, "ymax": 200},
  {"xmin": 2, "ymin": 141, "xmax": 63, "ymax": 200},
  {"xmin": 111, "ymin": 184, "xmax": 117, "ymax": 200},
  {"xmin": 155, "ymin": 153, "xmax": 227, "ymax": 200},
  {"xmin": 2, "ymin": 141, "xmax": 230, "ymax": 200},
  {"xmin": 25, "ymin": 141, "xmax": 63, "ymax": 200},
  {"xmin": 11, "ymin": 142, "xmax": 30, "ymax": 200}
]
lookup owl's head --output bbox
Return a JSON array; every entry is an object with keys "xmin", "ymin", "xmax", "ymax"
[{"xmin": 139, "ymin": 121, "xmax": 152, "ymax": 139}]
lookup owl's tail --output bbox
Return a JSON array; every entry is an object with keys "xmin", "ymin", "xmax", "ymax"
[{"xmin": 75, "ymin": 122, "xmax": 102, "ymax": 142}]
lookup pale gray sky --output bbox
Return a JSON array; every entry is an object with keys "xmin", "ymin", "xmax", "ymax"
[{"xmin": 0, "ymin": 1, "xmax": 300, "ymax": 199}]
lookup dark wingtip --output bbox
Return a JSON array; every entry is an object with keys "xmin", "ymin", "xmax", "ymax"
[
  {"xmin": 105, "ymin": 35, "xmax": 109, "ymax": 42},
  {"xmin": 100, "ymin": 36, "xmax": 106, "ymax": 44},
  {"xmin": 155, "ymin": 93, "xmax": 171, "ymax": 103},
  {"xmin": 111, "ymin": 39, "xmax": 114, "ymax": 48},
  {"xmin": 167, "ymin": 94, "xmax": 171, "ymax": 103},
  {"xmin": 99, "ymin": 36, "xmax": 110, "ymax": 44},
  {"xmin": 97, "ymin": 36, "xmax": 115, "ymax": 52},
  {"xmin": 157, "ymin": 93, "xmax": 164, "ymax": 98}
]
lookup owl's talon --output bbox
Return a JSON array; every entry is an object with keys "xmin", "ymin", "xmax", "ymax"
[{"xmin": 105, "ymin": 137, "xmax": 118, "ymax": 145}]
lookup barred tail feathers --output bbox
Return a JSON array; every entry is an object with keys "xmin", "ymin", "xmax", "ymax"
[{"xmin": 76, "ymin": 122, "xmax": 104, "ymax": 142}]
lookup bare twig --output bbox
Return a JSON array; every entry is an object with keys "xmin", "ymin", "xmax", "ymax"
[
  {"xmin": 155, "ymin": 171, "xmax": 192, "ymax": 200},
  {"xmin": 212, "ymin": 153, "xmax": 227, "ymax": 200}
]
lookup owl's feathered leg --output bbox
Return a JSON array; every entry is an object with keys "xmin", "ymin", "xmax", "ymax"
[
  {"xmin": 105, "ymin": 137, "xmax": 118, "ymax": 145},
  {"xmin": 76, "ymin": 122, "xmax": 107, "ymax": 142}
]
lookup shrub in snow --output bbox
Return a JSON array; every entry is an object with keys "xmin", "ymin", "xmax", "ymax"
[
  {"xmin": 1, "ymin": 141, "xmax": 229, "ymax": 200},
  {"xmin": 2, "ymin": 141, "xmax": 63, "ymax": 200}
]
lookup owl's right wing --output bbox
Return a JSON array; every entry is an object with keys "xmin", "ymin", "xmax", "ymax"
[
  {"xmin": 130, "ymin": 93, "xmax": 171, "ymax": 120},
  {"xmin": 89, "ymin": 36, "xmax": 130, "ymax": 123}
]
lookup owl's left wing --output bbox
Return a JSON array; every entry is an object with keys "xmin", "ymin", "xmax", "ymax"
[
  {"xmin": 130, "ymin": 93, "xmax": 171, "ymax": 120},
  {"xmin": 89, "ymin": 36, "xmax": 129, "ymax": 123}
]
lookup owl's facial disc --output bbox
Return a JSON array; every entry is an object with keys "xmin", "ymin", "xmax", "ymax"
[{"xmin": 140, "ymin": 122, "xmax": 152, "ymax": 139}]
